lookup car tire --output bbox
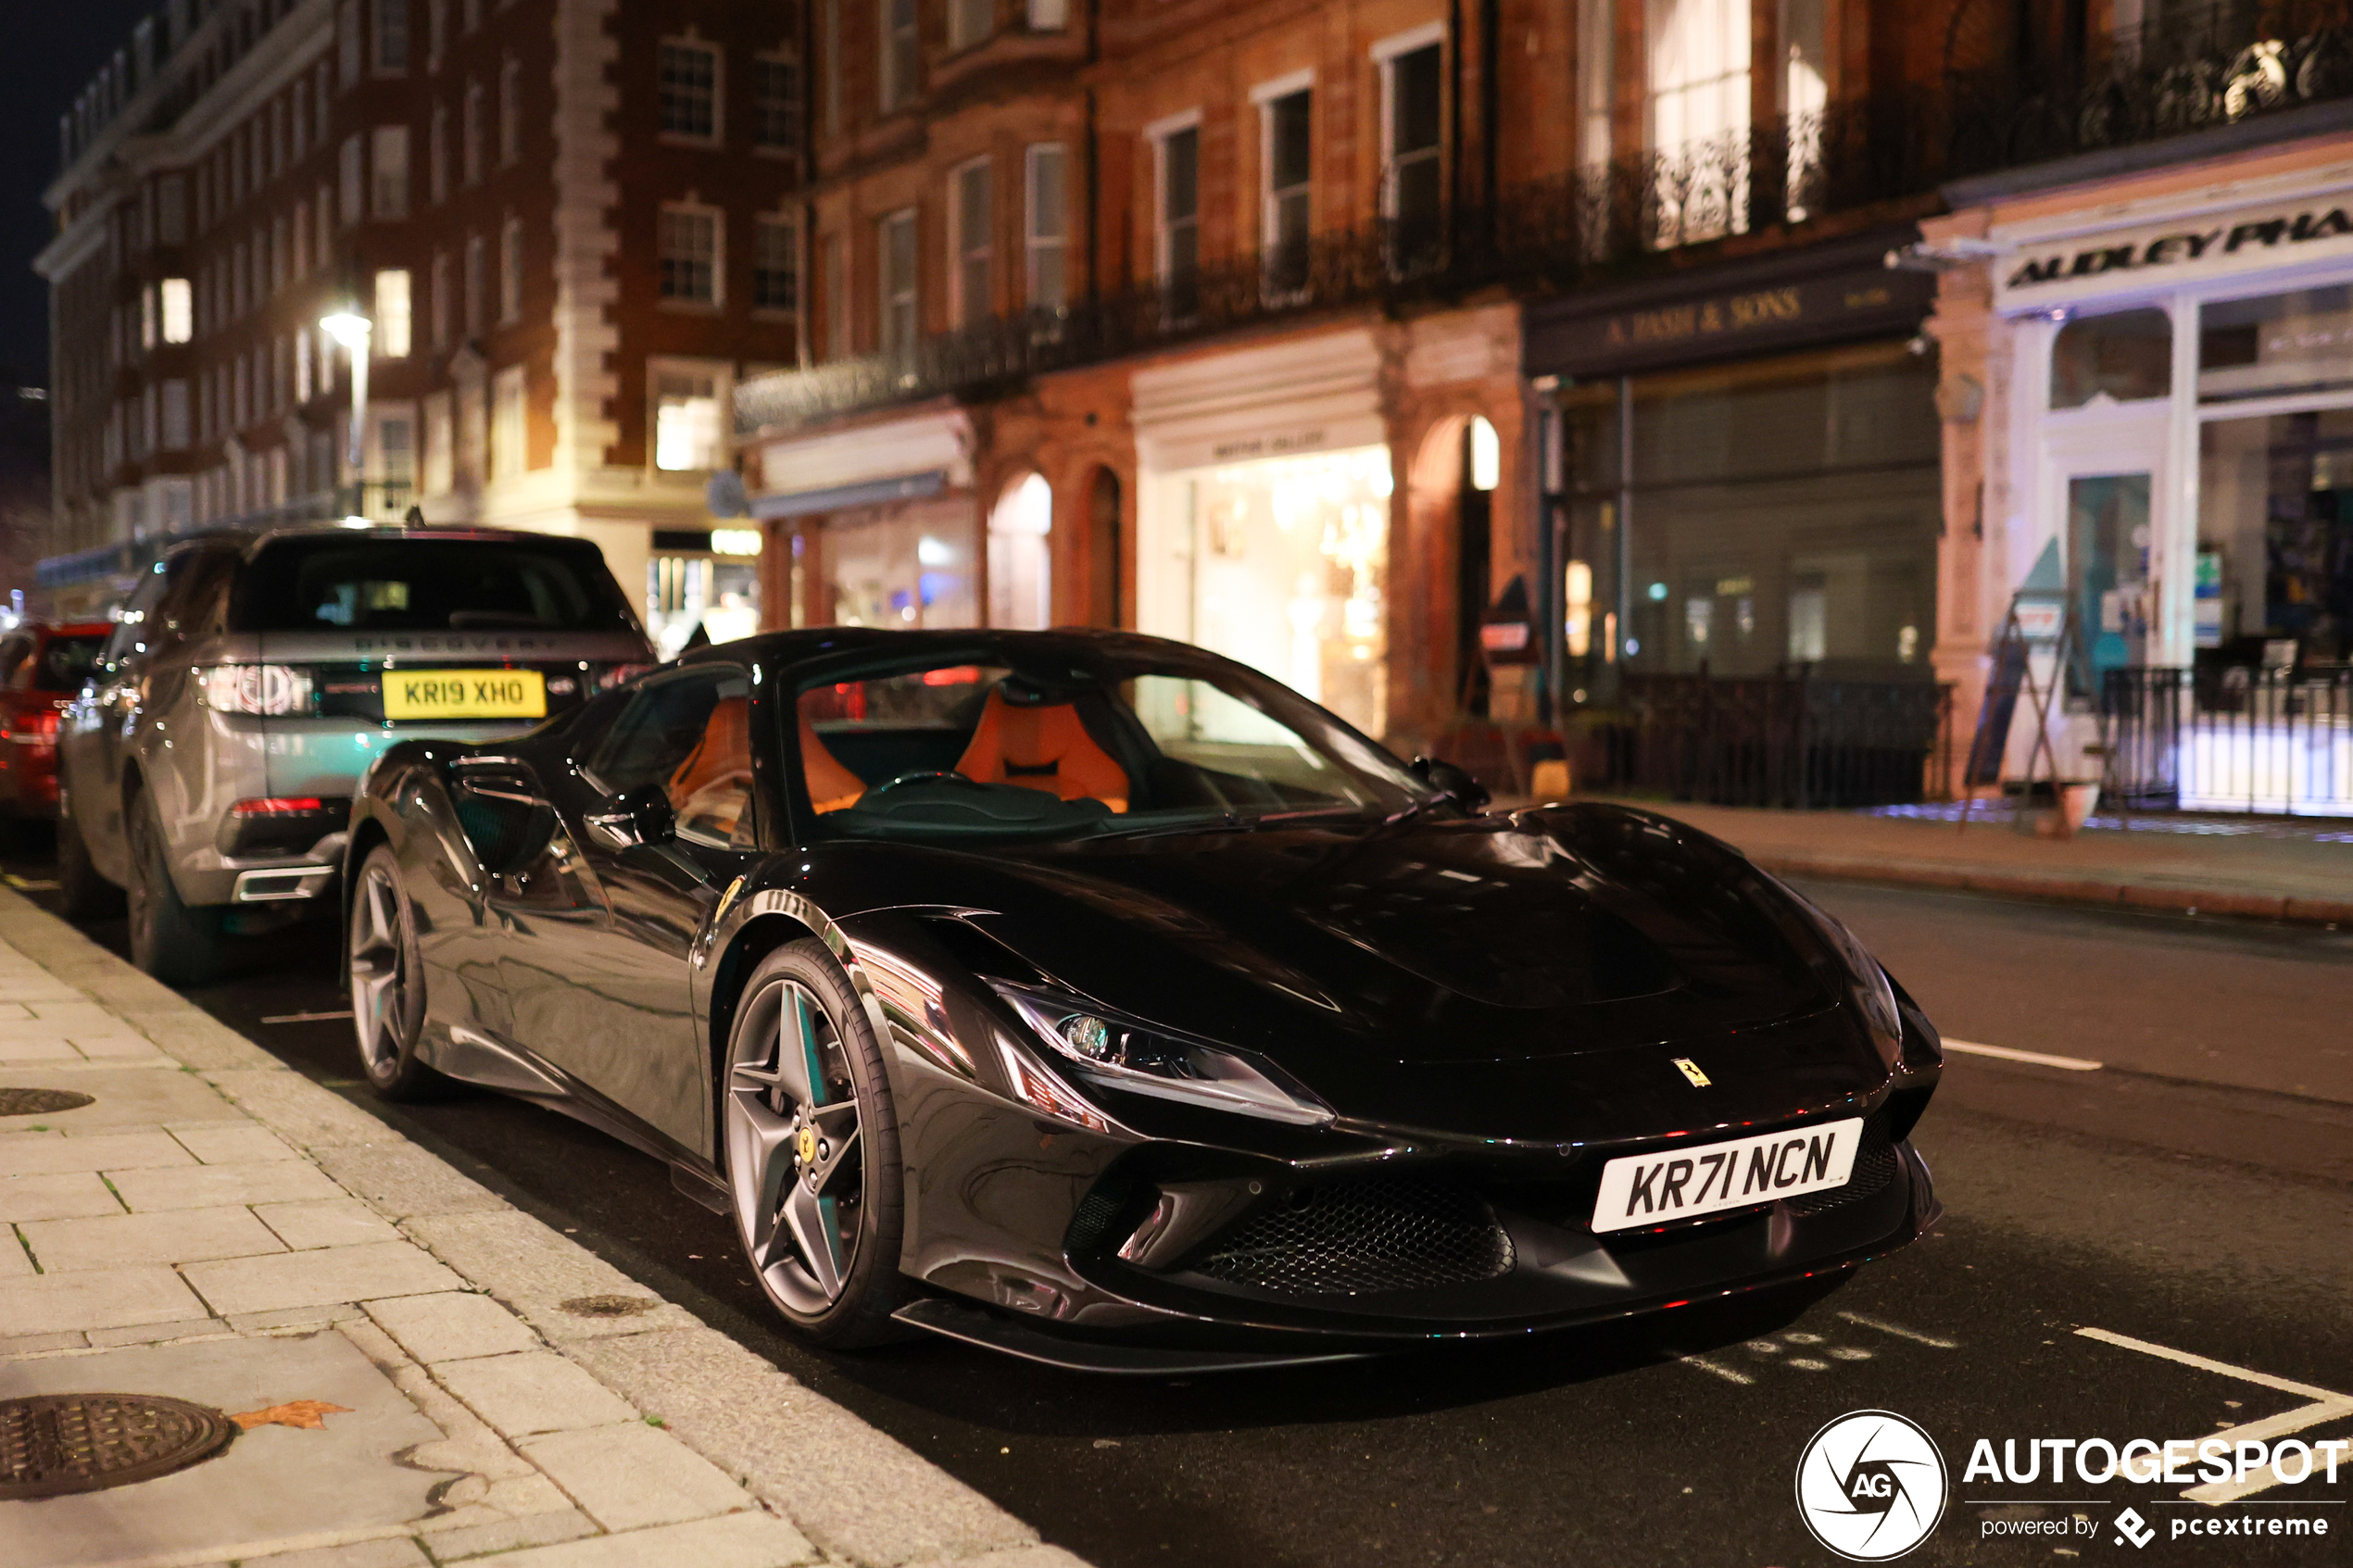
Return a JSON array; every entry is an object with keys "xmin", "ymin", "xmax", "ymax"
[
  {"xmin": 55, "ymin": 796, "xmax": 124, "ymax": 920},
  {"xmin": 126, "ymin": 794, "xmax": 225, "ymax": 985},
  {"xmin": 348, "ymin": 844, "xmax": 445, "ymax": 1102},
  {"xmin": 722, "ymin": 939, "xmax": 912, "ymax": 1348}
]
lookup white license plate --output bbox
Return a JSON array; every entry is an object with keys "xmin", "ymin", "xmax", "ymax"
[{"xmin": 1591, "ymin": 1118, "xmax": 1864, "ymax": 1234}]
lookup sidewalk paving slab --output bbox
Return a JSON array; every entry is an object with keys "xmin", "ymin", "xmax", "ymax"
[
  {"xmin": 1561, "ymin": 796, "xmax": 2353, "ymax": 925},
  {"xmin": 0, "ymin": 883, "xmax": 1088, "ymax": 1568}
]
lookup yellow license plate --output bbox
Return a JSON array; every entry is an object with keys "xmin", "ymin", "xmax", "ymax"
[{"xmin": 382, "ymin": 669, "xmax": 547, "ymax": 721}]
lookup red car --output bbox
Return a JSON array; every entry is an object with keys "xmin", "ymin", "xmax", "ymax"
[{"xmin": 0, "ymin": 621, "xmax": 111, "ymax": 823}]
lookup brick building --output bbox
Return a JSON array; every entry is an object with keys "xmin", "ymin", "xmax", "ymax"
[
  {"xmin": 737, "ymin": 0, "xmax": 1987, "ymax": 750},
  {"xmin": 38, "ymin": 0, "xmax": 804, "ymax": 653}
]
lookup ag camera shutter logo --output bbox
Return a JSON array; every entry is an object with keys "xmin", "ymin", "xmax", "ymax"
[{"xmin": 1795, "ymin": 1410, "xmax": 1949, "ymax": 1561}]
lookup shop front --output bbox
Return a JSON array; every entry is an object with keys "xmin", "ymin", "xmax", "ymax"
[
  {"xmin": 1130, "ymin": 332, "xmax": 1395, "ymax": 740},
  {"xmin": 746, "ymin": 408, "xmax": 983, "ymax": 634},
  {"xmin": 1527, "ymin": 232, "xmax": 1942, "ymax": 697},
  {"xmin": 1930, "ymin": 137, "xmax": 2353, "ymax": 812}
]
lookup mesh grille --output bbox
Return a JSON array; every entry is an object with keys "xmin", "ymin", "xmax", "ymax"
[
  {"xmin": 1193, "ymin": 1175, "xmax": 1516, "ymax": 1297},
  {"xmin": 1783, "ymin": 1116, "xmax": 1901, "ymax": 1215}
]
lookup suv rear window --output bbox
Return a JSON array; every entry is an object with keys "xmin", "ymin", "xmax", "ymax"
[{"xmin": 232, "ymin": 536, "xmax": 638, "ymax": 634}]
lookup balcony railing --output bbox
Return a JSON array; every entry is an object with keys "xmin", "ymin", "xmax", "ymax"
[{"xmin": 741, "ymin": 4, "xmax": 2353, "ymax": 437}]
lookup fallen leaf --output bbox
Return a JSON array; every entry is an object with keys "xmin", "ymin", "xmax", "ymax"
[{"xmin": 230, "ymin": 1399, "xmax": 354, "ymax": 1431}]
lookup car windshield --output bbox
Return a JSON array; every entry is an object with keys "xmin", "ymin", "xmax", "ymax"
[
  {"xmin": 232, "ymin": 537, "xmax": 639, "ymax": 633},
  {"xmin": 31, "ymin": 634, "xmax": 105, "ymax": 692},
  {"xmin": 789, "ymin": 641, "xmax": 1431, "ymax": 841}
]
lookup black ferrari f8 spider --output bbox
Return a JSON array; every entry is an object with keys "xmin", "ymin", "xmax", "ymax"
[{"xmin": 343, "ymin": 630, "xmax": 1941, "ymax": 1371}]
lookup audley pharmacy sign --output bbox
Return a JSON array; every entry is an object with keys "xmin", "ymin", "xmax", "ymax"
[{"xmin": 1994, "ymin": 191, "xmax": 2353, "ymax": 310}]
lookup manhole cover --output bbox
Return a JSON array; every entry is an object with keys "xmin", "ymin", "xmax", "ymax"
[
  {"xmin": 560, "ymin": 1294, "xmax": 657, "ymax": 1318},
  {"xmin": 0, "ymin": 1088, "xmax": 95, "ymax": 1117},
  {"xmin": 0, "ymin": 1394, "xmax": 237, "ymax": 1499}
]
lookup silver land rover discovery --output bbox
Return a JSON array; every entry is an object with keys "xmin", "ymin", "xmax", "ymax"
[{"xmin": 57, "ymin": 523, "xmax": 654, "ymax": 982}]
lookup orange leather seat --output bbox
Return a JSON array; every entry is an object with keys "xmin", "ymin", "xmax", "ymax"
[
  {"xmin": 667, "ymin": 695, "xmax": 755, "ymax": 841},
  {"xmin": 952, "ymin": 688, "xmax": 1129, "ymax": 812},
  {"xmin": 797, "ymin": 709, "xmax": 867, "ymax": 814}
]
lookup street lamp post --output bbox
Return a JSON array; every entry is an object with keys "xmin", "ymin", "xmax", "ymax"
[{"xmin": 319, "ymin": 310, "xmax": 372, "ymax": 521}]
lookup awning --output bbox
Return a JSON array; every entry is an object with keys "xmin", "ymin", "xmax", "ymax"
[{"xmin": 748, "ymin": 469, "xmax": 950, "ymax": 521}]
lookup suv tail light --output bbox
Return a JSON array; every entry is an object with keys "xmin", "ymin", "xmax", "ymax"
[
  {"xmin": 198, "ymin": 664, "xmax": 315, "ymax": 715},
  {"xmin": 217, "ymin": 796, "xmax": 349, "ymax": 857},
  {"xmin": 0, "ymin": 701, "xmax": 60, "ymax": 749}
]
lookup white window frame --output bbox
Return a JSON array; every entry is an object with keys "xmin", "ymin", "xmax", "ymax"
[
  {"xmin": 1024, "ymin": 143, "xmax": 1068, "ymax": 311},
  {"xmin": 878, "ymin": 0, "xmax": 919, "ymax": 112},
  {"xmin": 877, "ymin": 207, "xmax": 919, "ymax": 355},
  {"xmin": 374, "ymin": 268, "xmax": 413, "ymax": 358},
  {"xmin": 1372, "ymin": 25, "xmax": 1445, "ymax": 221},
  {"xmin": 1146, "ymin": 108, "xmax": 1202, "ymax": 293},
  {"xmin": 949, "ymin": 156, "xmax": 993, "ymax": 328},
  {"xmin": 948, "ymin": 0, "xmax": 993, "ymax": 53},
  {"xmin": 658, "ymin": 202, "xmax": 724, "ymax": 307},
  {"xmin": 658, "ymin": 38, "xmax": 723, "ymax": 144},
  {"xmin": 752, "ymin": 213, "xmax": 799, "ymax": 314},
  {"xmin": 371, "ymin": 124, "xmax": 410, "ymax": 220},
  {"xmin": 1252, "ymin": 69, "xmax": 1315, "ymax": 296}
]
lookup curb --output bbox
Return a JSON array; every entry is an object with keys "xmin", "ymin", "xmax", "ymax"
[
  {"xmin": 1745, "ymin": 849, "xmax": 2353, "ymax": 929},
  {"xmin": 0, "ymin": 885, "xmax": 1087, "ymax": 1568}
]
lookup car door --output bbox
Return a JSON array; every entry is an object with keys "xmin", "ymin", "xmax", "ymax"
[
  {"xmin": 61, "ymin": 561, "xmax": 174, "ymax": 883},
  {"xmin": 509, "ymin": 664, "xmax": 762, "ymax": 1154}
]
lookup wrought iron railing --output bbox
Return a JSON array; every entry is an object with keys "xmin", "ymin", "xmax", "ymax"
[
  {"xmin": 1571, "ymin": 671, "xmax": 1954, "ymax": 811},
  {"xmin": 740, "ymin": 4, "xmax": 2353, "ymax": 437},
  {"xmin": 2102, "ymin": 663, "xmax": 2353, "ymax": 814}
]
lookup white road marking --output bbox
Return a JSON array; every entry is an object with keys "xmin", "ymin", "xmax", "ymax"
[
  {"xmin": 2075, "ymin": 1327, "xmax": 2353, "ymax": 1504},
  {"xmin": 1836, "ymin": 1311, "xmax": 1959, "ymax": 1348},
  {"xmin": 1944, "ymin": 1039, "xmax": 2105, "ymax": 1072},
  {"xmin": 1678, "ymin": 1354, "xmax": 1755, "ymax": 1385},
  {"xmin": 259, "ymin": 1010, "xmax": 354, "ymax": 1024}
]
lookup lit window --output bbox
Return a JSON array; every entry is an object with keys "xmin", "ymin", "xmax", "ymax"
[
  {"xmin": 375, "ymin": 270, "xmax": 412, "ymax": 358},
  {"xmin": 659, "ymin": 43, "xmax": 720, "ymax": 140},
  {"xmin": 653, "ymin": 370, "xmax": 723, "ymax": 471},
  {"xmin": 659, "ymin": 207, "xmax": 720, "ymax": 305},
  {"xmin": 493, "ymin": 366, "xmax": 527, "ymax": 478},
  {"xmin": 753, "ymin": 217, "xmax": 798, "ymax": 311},
  {"xmin": 1027, "ymin": 0, "xmax": 1068, "ymax": 28},
  {"xmin": 160, "ymin": 278, "xmax": 193, "ymax": 344}
]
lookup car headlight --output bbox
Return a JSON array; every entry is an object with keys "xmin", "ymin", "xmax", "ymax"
[
  {"xmin": 995, "ymin": 985, "xmax": 1334, "ymax": 1127},
  {"xmin": 1785, "ymin": 895, "xmax": 1903, "ymax": 1065}
]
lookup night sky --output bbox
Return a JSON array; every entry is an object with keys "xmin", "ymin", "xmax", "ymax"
[{"xmin": 1, "ymin": 2, "xmax": 165, "ymax": 387}]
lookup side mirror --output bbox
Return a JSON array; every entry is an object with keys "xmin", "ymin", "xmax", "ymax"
[
  {"xmin": 585, "ymin": 785, "xmax": 675, "ymax": 849},
  {"xmin": 1409, "ymin": 757, "xmax": 1491, "ymax": 813}
]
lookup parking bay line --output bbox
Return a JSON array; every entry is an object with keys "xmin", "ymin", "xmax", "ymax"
[
  {"xmin": 2075, "ymin": 1326, "xmax": 2353, "ymax": 1504},
  {"xmin": 1944, "ymin": 1039, "xmax": 2104, "ymax": 1072},
  {"xmin": 1837, "ymin": 1311, "xmax": 1959, "ymax": 1348},
  {"xmin": 259, "ymin": 1010, "xmax": 354, "ymax": 1024}
]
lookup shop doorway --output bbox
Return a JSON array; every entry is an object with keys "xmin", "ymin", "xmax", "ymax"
[
  {"xmin": 988, "ymin": 473, "xmax": 1053, "ymax": 630},
  {"xmin": 1088, "ymin": 467, "xmax": 1124, "ymax": 628},
  {"xmin": 1457, "ymin": 418, "xmax": 1499, "ymax": 715},
  {"xmin": 648, "ymin": 529, "xmax": 763, "ymax": 659}
]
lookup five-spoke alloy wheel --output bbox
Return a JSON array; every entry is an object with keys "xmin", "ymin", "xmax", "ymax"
[
  {"xmin": 348, "ymin": 845, "xmax": 440, "ymax": 1100},
  {"xmin": 724, "ymin": 940, "xmax": 907, "ymax": 1344}
]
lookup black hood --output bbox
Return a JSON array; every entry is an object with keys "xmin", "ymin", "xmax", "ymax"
[{"xmin": 808, "ymin": 804, "xmax": 1892, "ymax": 1143}]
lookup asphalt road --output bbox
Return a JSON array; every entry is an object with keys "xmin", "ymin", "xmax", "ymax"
[{"xmin": 6, "ymin": 831, "xmax": 2349, "ymax": 1567}]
